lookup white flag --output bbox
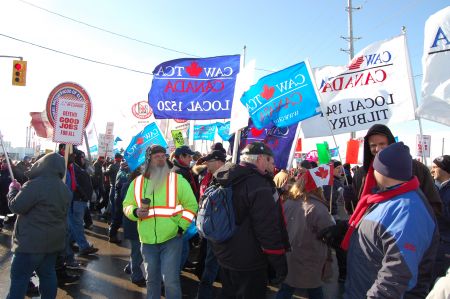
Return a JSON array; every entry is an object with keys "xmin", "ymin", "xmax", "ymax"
[
  {"xmin": 86, "ymin": 124, "xmax": 97, "ymax": 143},
  {"xmin": 301, "ymin": 35, "xmax": 416, "ymax": 138},
  {"xmin": 229, "ymin": 59, "xmax": 256, "ymax": 133},
  {"xmin": 416, "ymin": 6, "xmax": 450, "ymax": 126}
]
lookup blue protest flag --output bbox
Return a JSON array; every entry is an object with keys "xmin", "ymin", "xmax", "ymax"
[
  {"xmin": 330, "ymin": 147, "xmax": 339, "ymax": 157},
  {"xmin": 229, "ymin": 119, "xmax": 297, "ymax": 169},
  {"xmin": 240, "ymin": 61, "xmax": 320, "ymax": 129},
  {"xmin": 216, "ymin": 121, "xmax": 231, "ymax": 141},
  {"xmin": 124, "ymin": 122, "xmax": 168, "ymax": 171},
  {"xmin": 148, "ymin": 55, "xmax": 240, "ymax": 120},
  {"xmin": 190, "ymin": 123, "xmax": 217, "ymax": 141},
  {"xmin": 89, "ymin": 145, "xmax": 98, "ymax": 153},
  {"xmin": 115, "ymin": 136, "xmax": 123, "ymax": 142}
]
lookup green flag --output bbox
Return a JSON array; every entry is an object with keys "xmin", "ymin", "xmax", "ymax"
[
  {"xmin": 316, "ymin": 141, "xmax": 331, "ymax": 164},
  {"xmin": 171, "ymin": 130, "xmax": 184, "ymax": 148}
]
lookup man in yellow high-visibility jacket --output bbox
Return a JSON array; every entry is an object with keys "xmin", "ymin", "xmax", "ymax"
[{"xmin": 123, "ymin": 144, "xmax": 198, "ymax": 299}]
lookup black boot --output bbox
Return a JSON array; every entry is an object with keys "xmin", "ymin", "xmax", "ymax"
[{"xmin": 57, "ymin": 267, "xmax": 80, "ymax": 285}]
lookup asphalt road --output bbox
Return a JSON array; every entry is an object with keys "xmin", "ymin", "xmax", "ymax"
[{"xmin": 0, "ymin": 215, "xmax": 342, "ymax": 298}]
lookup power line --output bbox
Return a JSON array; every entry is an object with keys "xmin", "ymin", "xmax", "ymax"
[
  {"xmin": 0, "ymin": 33, "xmax": 153, "ymax": 75},
  {"xmin": 17, "ymin": 0, "xmax": 271, "ymax": 74},
  {"xmin": 3, "ymin": 32, "xmax": 425, "ymax": 80},
  {"xmin": 17, "ymin": 0, "xmax": 201, "ymax": 58}
]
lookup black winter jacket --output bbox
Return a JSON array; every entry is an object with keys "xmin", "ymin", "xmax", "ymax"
[
  {"xmin": 210, "ymin": 162, "xmax": 290, "ymax": 271},
  {"xmin": 172, "ymin": 159, "xmax": 199, "ymax": 200},
  {"xmin": 73, "ymin": 163, "xmax": 93, "ymax": 202}
]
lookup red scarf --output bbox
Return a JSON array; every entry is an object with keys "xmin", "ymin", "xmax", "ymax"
[
  {"xmin": 341, "ymin": 165, "xmax": 419, "ymax": 250},
  {"xmin": 68, "ymin": 164, "xmax": 77, "ymax": 191},
  {"xmin": 200, "ymin": 172, "xmax": 213, "ymax": 198}
]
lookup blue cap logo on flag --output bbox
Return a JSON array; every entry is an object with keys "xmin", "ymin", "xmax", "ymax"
[{"xmin": 229, "ymin": 119, "xmax": 297, "ymax": 169}]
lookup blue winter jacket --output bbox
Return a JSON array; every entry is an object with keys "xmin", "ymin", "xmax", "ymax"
[
  {"xmin": 345, "ymin": 189, "xmax": 439, "ymax": 299},
  {"xmin": 436, "ymin": 180, "xmax": 450, "ymax": 242}
]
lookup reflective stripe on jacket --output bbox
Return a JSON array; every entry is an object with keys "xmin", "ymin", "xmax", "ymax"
[{"xmin": 123, "ymin": 172, "xmax": 198, "ymax": 244}]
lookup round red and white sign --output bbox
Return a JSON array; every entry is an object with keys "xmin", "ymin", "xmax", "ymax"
[
  {"xmin": 131, "ymin": 101, "xmax": 153, "ymax": 119},
  {"xmin": 46, "ymin": 82, "xmax": 92, "ymax": 128}
]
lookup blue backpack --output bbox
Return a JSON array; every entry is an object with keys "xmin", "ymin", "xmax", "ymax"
[{"xmin": 196, "ymin": 184, "xmax": 236, "ymax": 243}]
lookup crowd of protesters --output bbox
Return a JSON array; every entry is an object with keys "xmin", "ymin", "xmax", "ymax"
[{"xmin": 1, "ymin": 122, "xmax": 449, "ymax": 299}]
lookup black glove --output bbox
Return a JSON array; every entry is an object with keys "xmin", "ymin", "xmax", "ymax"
[
  {"xmin": 266, "ymin": 254, "xmax": 288, "ymax": 285},
  {"xmin": 317, "ymin": 220, "xmax": 349, "ymax": 250},
  {"xmin": 343, "ymin": 185, "xmax": 357, "ymax": 214}
]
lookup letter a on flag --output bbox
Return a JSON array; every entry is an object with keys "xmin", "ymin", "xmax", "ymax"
[{"xmin": 417, "ymin": 6, "xmax": 450, "ymax": 126}]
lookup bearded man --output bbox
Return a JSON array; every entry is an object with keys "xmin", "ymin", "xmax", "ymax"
[{"xmin": 123, "ymin": 145, "xmax": 198, "ymax": 299}]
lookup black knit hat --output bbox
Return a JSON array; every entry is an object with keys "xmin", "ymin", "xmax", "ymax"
[
  {"xmin": 300, "ymin": 160, "xmax": 312, "ymax": 169},
  {"xmin": 203, "ymin": 150, "xmax": 226, "ymax": 163},
  {"xmin": 433, "ymin": 155, "xmax": 450, "ymax": 173},
  {"xmin": 373, "ymin": 142, "xmax": 412, "ymax": 181},
  {"xmin": 211, "ymin": 142, "xmax": 226, "ymax": 154},
  {"xmin": 331, "ymin": 160, "xmax": 342, "ymax": 168},
  {"xmin": 363, "ymin": 124, "xmax": 396, "ymax": 171}
]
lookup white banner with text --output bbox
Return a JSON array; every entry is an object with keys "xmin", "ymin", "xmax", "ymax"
[{"xmin": 301, "ymin": 34, "xmax": 416, "ymax": 138}]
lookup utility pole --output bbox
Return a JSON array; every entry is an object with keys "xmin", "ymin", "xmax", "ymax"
[{"xmin": 341, "ymin": 0, "xmax": 361, "ymax": 139}]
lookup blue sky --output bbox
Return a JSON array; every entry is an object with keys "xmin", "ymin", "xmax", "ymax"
[{"xmin": 0, "ymin": 0, "xmax": 448, "ymax": 158}]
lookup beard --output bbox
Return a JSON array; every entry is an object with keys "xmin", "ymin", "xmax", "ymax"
[{"xmin": 148, "ymin": 163, "xmax": 170, "ymax": 192}]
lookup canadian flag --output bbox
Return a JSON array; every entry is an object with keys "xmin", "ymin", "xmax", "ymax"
[{"xmin": 304, "ymin": 164, "xmax": 334, "ymax": 191}]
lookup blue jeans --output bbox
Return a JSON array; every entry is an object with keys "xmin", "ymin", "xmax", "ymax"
[
  {"xmin": 276, "ymin": 283, "xmax": 323, "ymax": 299},
  {"xmin": 130, "ymin": 239, "xmax": 144, "ymax": 282},
  {"xmin": 109, "ymin": 187, "xmax": 116, "ymax": 217},
  {"xmin": 180, "ymin": 234, "xmax": 190, "ymax": 270},
  {"xmin": 65, "ymin": 220, "xmax": 75, "ymax": 264},
  {"xmin": 68, "ymin": 200, "xmax": 90, "ymax": 250},
  {"xmin": 142, "ymin": 236, "xmax": 182, "ymax": 299},
  {"xmin": 197, "ymin": 240, "xmax": 220, "ymax": 299},
  {"xmin": 7, "ymin": 252, "xmax": 58, "ymax": 299}
]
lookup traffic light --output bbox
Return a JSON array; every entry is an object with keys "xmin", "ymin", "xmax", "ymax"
[{"xmin": 12, "ymin": 60, "xmax": 27, "ymax": 86}]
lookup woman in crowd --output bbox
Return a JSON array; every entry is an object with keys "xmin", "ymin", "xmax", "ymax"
[
  {"xmin": 273, "ymin": 169, "xmax": 295, "ymax": 202},
  {"xmin": 277, "ymin": 173, "xmax": 335, "ymax": 299}
]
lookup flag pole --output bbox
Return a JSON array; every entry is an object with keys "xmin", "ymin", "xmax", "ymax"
[
  {"xmin": 329, "ymin": 188, "xmax": 333, "ymax": 215},
  {"xmin": 232, "ymin": 46, "xmax": 246, "ymax": 163},
  {"xmin": 189, "ymin": 120, "xmax": 195, "ymax": 150},
  {"xmin": 402, "ymin": 27, "xmax": 427, "ymax": 166},
  {"xmin": 63, "ymin": 144, "xmax": 72, "ymax": 183},
  {"xmin": 286, "ymin": 123, "xmax": 302, "ymax": 170},
  {"xmin": 84, "ymin": 130, "xmax": 92, "ymax": 162},
  {"xmin": 304, "ymin": 59, "xmax": 345, "ymax": 168}
]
